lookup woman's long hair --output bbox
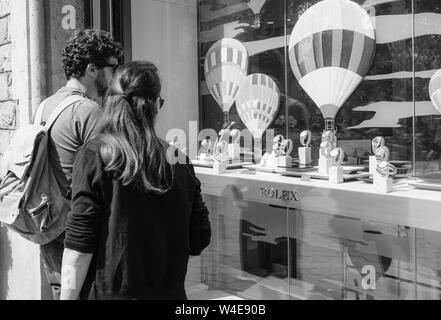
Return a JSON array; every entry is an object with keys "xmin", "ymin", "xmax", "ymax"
[{"xmin": 99, "ymin": 61, "xmax": 174, "ymax": 194}]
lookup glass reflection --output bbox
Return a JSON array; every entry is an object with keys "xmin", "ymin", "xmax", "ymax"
[{"xmin": 193, "ymin": 0, "xmax": 441, "ymax": 300}]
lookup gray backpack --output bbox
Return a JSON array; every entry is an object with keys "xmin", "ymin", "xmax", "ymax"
[{"xmin": 0, "ymin": 95, "xmax": 84, "ymax": 244}]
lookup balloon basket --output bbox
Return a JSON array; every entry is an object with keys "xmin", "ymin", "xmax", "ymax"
[
  {"xmin": 324, "ymin": 119, "xmax": 338, "ymax": 148},
  {"xmin": 251, "ymin": 13, "xmax": 261, "ymax": 29},
  {"xmin": 223, "ymin": 112, "xmax": 230, "ymax": 129},
  {"xmin": 325, "ymin": 119, "xmax": 336, "ymax": 132}
]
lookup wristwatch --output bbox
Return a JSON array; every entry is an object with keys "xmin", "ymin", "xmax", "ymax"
[
  {"xmin": 330, "ymin": 148, "xmax": 345, "ymax": 166},
  {"xmin": 375, "ymin": 146, "xmax": 390, "ymax": 162},
  {"xmin": 376, "ymin": 161, "xmax": 397, "ymax": 178},
  {"xmin": 300, "ymin": 130, "xmax": 312, "ymax": 148},
  {"xmin": 372, "ymin": 136, "xmax": 385, "ymax": 154}
]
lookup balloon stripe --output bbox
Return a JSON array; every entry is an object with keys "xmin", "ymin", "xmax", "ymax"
[
  {"xmin": 221, "ymin": 81, "xmax": 227, "ymax": 98},
  {"xmin": 357, "ymin": 36, "xmax": 376, "ymax": 76},
  {"xmin": 204, "ymin": 60, "xmax": 209, "ymax": 75},
  {"xmin": 332, "ymin": 29, "xmax": 343, "ymax": 68},
  {"xmin": 232, "ymin": 48, "xmax": 238, "ymax": 65},
  {"xmin": 348, "ymin": 31, "xmax": 365, "ymax": 75},
  {"xmin": 210, "ymin": 51, "xmax": 216, "ymax": 70},
  {"xmin": 232, "ymin": 85, "xmax": 240, "ymax": 100},
  {"xmin": 289, "ymin": 47, "xmax": 303, "ymax": 80},
  {"xmin": 340, "ymin": 30, "xmax": 354, "ymax": 70},
  {"xmin": 322, "ymin": 30, "xmax": 333, "ymax": 68},
  {"xmin": 237, "ymin": 50, "xmax": 243, "ymax": 67},
  {"xmin": 215, "ymin": 49, "xmax": 221, "ymax": 67},
  {"xmin": 337, "ymin": 67, "xmax": 360, "ymax": 107},
  {"xmin": 215, "ymin": 83, "xmax": 222, "ymax": 103},
  {"xmin": 252, "ymin": 74, "xmax": 259, "ymax": 85},
  {"xmin": 261, "ymin": 74, "xmax": 267, "ymax": 87},
  {"xmin": 227, "ymin": 81, "xmax": 234, "ymax": 97},
  {"xmin": 268, "ymin": 78, "xmax": 274, "ymax": 90},
  {"xmin": 305, "ymin": 37, "xmax": 317, "ymax": 76},
  {"xmin": 208, "ymin": 62, "xmax": 247, "ymax": 74},
  {"xmin": 210, "ymin": 83, "xmax": 218, "ymax": 103},
  {"xmin": 292, "ymin": 30, "xmax": 375, "ymax": 78},
  {"xmin": 313, "ymin": 31, "xmax": 324, "ymax": 70},
  {"xmin": 227, "ymin": 47, "xmax": 233, "ymax": 63},
  {"xmin": 221, "ymin": 47, "xmax": 228, "ymax": 63},
  {"xmin": 295, "ymin": 38, "xmax": 309, "ymax": 78}
]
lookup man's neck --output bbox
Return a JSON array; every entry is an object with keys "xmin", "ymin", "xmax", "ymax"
[{"xmin": 66, "ymin": 78, "xmax": 97, "ymax": 100}]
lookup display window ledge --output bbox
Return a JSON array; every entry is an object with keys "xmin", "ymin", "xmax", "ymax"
[{"xmin": 195, "ymin": 167, "xmax": 441, "ymax": 233}]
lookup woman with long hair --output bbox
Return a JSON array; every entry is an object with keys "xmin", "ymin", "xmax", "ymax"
[{"xmin": 60, "ymin": 61, "xmax": 211, "ymax": 300}]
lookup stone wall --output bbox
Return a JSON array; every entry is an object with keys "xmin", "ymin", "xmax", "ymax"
[
  {"xmin": 0, "ymin": 0, "xmax": 52, "ymax": 301},
  {"xmin": 0, "ymin": 0, "xmax": 15, "ymax": 158},
  {"xmin": 0, "ymin": 0, "xmax": 13, "ymax": 300},
  {"xmin": 0, "ymin": 0, "xmax": 91, "ymax": 300}
]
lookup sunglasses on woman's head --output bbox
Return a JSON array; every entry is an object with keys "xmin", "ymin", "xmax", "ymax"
[{"xmin": 158, "ymin": 97, "xmax": 165, "ymax": 109}]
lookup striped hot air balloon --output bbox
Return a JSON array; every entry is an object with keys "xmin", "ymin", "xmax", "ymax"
[
  {"xmin": 289, "ymin": 0, "xmax": 376, "ymax": 131},
  {"xmin": 429, "ymin": 69, "xmax": 441, "ymax": 114},
  {"xmin": 236, "ymin": 73, "xmax": 280, "ymax": 161},
  {"xmin": 204, "ymin": 38, "xmax": 249, "ymax": 127}
]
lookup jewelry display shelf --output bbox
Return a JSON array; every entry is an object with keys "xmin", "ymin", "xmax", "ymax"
[{"xmin": 194, "ymin": 167, "xmax": 441, "ymax": 233}]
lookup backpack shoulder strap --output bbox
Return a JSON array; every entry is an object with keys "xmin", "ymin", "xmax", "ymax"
[
  {"xmin": 33, "ymin": 99, "xmax": 48, "ymax": 125},
  {"xmin": 44, "ymin": 95, "xmax": 85, "ymax": 130}
]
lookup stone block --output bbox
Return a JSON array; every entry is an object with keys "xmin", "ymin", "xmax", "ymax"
[
  {"xmin": 0, "ymin": 17, "xmax": 7, "ymax": 45},
  {"xmin": 0, "ymin": 100, "xmax": 16, "ymax": 130},
  {"xmin": 0, "ymin": 0, "xmax": 9, "ymax": 18},
  {"xmin": 0, "ymin": 43, "xmax": 11, "ymax": 72},
  {"xmin": 0, "ymin": 129, "xmax": 11, "ymax": 154},
  {"xmin": 0, "ymin": 72, "xmax": 11, "ymax": 100}
]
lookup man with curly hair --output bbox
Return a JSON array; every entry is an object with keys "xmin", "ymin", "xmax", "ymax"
[{"xmin": 37, "ymin": 29, "xmax": 123, "ymax": 300}]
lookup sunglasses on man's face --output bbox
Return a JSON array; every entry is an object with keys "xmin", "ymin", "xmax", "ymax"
[{"xmin": 96, "ymin": 62, "xmax": 119, "ymax": 73}]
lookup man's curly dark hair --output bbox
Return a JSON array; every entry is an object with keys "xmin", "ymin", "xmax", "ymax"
[{"xmin": 62, "ymin": 29, "xmax": 123, "ymax": 80}]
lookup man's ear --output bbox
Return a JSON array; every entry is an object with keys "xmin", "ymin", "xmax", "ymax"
[{"xmin": 85, "ymin": 63, "xmax": 98, "ymax": 79}]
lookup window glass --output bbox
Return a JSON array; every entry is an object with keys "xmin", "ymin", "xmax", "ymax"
[{"xmin": 414, "ymin": 0, "xmax": 441, "ymax": 174}]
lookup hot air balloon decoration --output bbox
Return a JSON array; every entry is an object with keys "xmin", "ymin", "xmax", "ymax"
[
  {"xmin": 204, "ymin": 38, "xmax": 249, "ymax": 128},
  {"xmin": 429, "ymin": 69, "xmax": 441, "ymax": 115},
  {"xmin": 236, "ymin": 73, "xmax": 280, "ymax": 162},
  {"xmin": 245, "ymin": 0, "xmax": 267, "ymax": 29},
  {"xmin": 289, "ymin": 0, "xmax": 376, "ymax": 134}
]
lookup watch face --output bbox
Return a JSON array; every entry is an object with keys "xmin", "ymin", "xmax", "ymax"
[
  {"xmin": 372, "ymin": 136, "xmax": 385, "ymax": 153},
  {"xmin": 375, "ymin": 146, "xmax": 390, "ymax": 162},
  {"xmin": 330, "ymin": 148, "xmax": 344, "ymax": 166},
  {"xmin": 300, "ymin": 130, "xmax": 312, "ymax": 146},
  {"xmin": 274, "ymin": 135, "xmax": 284, "ymax": 144}
]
